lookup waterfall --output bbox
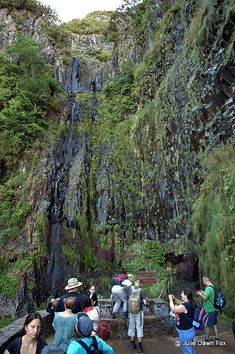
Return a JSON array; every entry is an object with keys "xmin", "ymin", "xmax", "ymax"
[
  {"xmin": 68, "ymin": 57, "xmax": 81, "ymax": 95},
  {"xmin": 47, "ymin": 59, "xmax": 80, "ymax": 296},
  {"xmin": 44, "ymin": 55, "xmax": 102, "ymax": 297}
]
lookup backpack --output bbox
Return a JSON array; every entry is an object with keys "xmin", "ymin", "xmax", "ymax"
[
  {"xmin": 169, "ymin": 311, "xmax": 177, "ymax": 328},
  {"xmin": 41, "ymin": 345, "xmax": 66, "ymax": 354},
  {"xmin": 112, "ymin": 273, "xmax": 128, "ymax": 286},
  {"xmin": 93, "ymin": 307, "xmax": 110, "ymax": 341},
  {"xmin": 192, "ymin": 304, "xmax": 208, "ymax": 330},
  {"xmin": 77, "ymin": 336, "xmax": 102, "ymax": 353},
  {"xmin": 95, "ymin": 320, "xmax": 111, "ymax": 340},
  {"xmin": 209, "ymin": 285, "xmax": 226, "ymax": 309},
  {"xmin": 128, "ymin": 288, "xmax": 141, "ymax": 314}
]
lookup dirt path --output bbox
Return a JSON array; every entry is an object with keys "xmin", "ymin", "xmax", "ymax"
[
  {"xmin": 47, "ymin": 330, "xmax": 235, "ymax": 353},
  {"xmin": 108, "ymin": 331, "xmax": 235, "ymax": 353}
]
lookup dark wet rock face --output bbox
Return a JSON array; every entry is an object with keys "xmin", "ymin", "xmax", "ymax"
[{"xmin": 0, "ymin": 1, "xmax": 234, "ymax": 319}]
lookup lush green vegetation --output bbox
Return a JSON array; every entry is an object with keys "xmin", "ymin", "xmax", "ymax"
[
  {"xmin": 119, "ymin": 0, "xmax": 161, "ymax": 44},
  {"xmin": 192, "ymin": 139, "xmax": 235, "ymax": 317},
  {"xmin": 63, "ymin": 11, "xmax": 112, "ymax": 34},
  {"xmin": 105, "ymin": 0, "xmax": 161, "ymax": 43},
  {"xmin": 0, "ymin": 35, "xmax": 61, "ymax": 163},
  {"xmin": 0, "ymin": 315, "xmax": 12, "ymax": 329},
  {"xmin": 123, "ymin": 240, "xmax": 165, "ymax": 273},
  {"xmin": 0, "ymin": 0, "xmax": 234, "ymax": 318},
  {"xmin": 83, "ymin": 49, "xmax": 112, "ymax": 62},
  {"xmin": 0, "ymin": 171, "xmax": 31, "ymax": 243},
  {"xmin": 0, "ymin": 34, "xmax": 61, "ymax": 299},
  {"xmin": 98, "ymin": 60, "xmax": 136, "ymax": 126},
  {"xmin": 0, "ymin": 274, "xmax": 18, "ymax": 297},
  {"xmin": 0, "ymin": 0, "xmax": 56, "ymax": 19}
]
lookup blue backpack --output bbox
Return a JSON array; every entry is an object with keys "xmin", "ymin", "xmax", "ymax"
[{"xmin": 192, "ymin": 304, "xmax": 208, "ymax": 330}]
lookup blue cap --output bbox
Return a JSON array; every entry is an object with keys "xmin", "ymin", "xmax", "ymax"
[{"xmin": 76, "ymin": 312, "xmax": 93, "ymax": 336}]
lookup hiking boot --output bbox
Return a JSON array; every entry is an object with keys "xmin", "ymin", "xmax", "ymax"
[
  {"xmin": 111, "ymin": 313, "xmax": 116, "ymax": 319},
  {"xmin": 129, "ymin": 340, "xmax": 137, "ymax": 349},
  {"xmin": 138, "ymin": 342, "xmax": 143, "ymax": 352}
]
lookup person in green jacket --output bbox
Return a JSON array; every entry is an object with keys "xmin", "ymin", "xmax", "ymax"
[{"xmin": 196, "ymin": 275, "xmax": 219, "ymax": 341}]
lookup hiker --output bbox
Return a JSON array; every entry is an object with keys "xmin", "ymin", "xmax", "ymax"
[
  {"xmin": 4, "ymin": 312, "xmax": 47, "ymax": 354},
  {"xmin": 55, "ymin": 277, "xmax": 83, "ymax": 314},
  {"xmin": 52, "ymin": 297, "xmax": 76, "ymax": 352},
  {"xmin": 168, "ymin": 290, "xmax": 196, "ymax": 354},
  {"xmin": 128, "ymin": 279, "xmax": 147, "ymax": 353},
  {"xmin": 89, "ymin": 284, "xmax": 98, "ymax": 306},
  {"xmin": 67, "ymin": 313, "xmax": 115, "ymax": 354},
  {"xmin": 196, "ymin": 275, "xmax": 219, "ymax": 341},
  {"xmin": 82, "ymin": 295, "xmax": 100, "ymax": 331},
  {"xmin": 121, "ymin": 273, "xmax": 134, "ymax": 287},
  {"xmin": 111, "ymin": 273, "xmax": 133, "ymax": 319}
]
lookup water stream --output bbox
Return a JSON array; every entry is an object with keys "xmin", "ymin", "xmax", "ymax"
[{"xmin": 48, "ymin": 58, "xmax": 80, "ymax": 296}]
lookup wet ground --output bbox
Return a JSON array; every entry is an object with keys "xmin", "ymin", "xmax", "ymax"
[
  {"xmin": 47, "ymin": 330, "xmax": 235, "ymax": 353},
  {"xmin": 107, "ymin": 332, "xmax": 235, "ymax": 354}
]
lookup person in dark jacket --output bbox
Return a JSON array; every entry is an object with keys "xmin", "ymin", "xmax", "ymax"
[
  {"xmin": 89, "ymin": 284, "xmax": 98, "ymax": 306},
  {"xmin": 55, "ymin": 278, "xmax": 83, "ymax": 314},
  {"xmin": 169, "ymin": 290, "xmax": 196, "ymax": 354},
  {"xmin": 4, "ymin": 312, "xmax": 47, "ymax": 354}
]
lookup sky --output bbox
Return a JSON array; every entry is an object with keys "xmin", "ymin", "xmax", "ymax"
[{"xmin": 39, "ymin": 0, "xmax": 123, "ymax": 22}]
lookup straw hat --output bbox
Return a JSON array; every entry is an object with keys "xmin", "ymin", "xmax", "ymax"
[{"xmin": 65, "ymin": 278, "xmax": 83, "ymax": 290}]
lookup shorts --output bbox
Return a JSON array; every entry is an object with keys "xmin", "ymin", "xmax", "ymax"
[
  {"xmin": 128, "ymin": 311, "xmax": 144, "ymax": 338},
  {"xmin": 205, "ymin": 311, "xmax": 218, "ymax": 327}
]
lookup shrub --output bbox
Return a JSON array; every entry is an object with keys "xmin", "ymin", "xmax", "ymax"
[
  {"xmin": 192, "ymin": 139, "xmax": 235, "ymax": 317},
  {"xmin": 0, "ymin": 274, "xmax": 18, "ymax": 297}
]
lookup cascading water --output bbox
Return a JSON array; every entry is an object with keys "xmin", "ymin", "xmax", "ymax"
[
  {"xmin": 47, "ymin": 58, "xmax": 81, "ymax": 296},
  {"xmin": 68, "ymin": 57, "xmax": 82, "ymax": 96},
  {"xmin": 42, "ymin": 55, "xmax": 102, "ymax": 298}
]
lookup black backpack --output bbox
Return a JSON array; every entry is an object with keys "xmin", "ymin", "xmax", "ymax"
[
  {"xmin": 209, "ymin": 285, "xmax": 226, "ymax": 309},
  {"xmin": 77, "ymin": 336, "xmax": 102, "ymax": 353}
]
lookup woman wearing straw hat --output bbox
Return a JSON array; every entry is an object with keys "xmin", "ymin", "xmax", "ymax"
[{"xmin": 55, "ymin": 278, "xmax": 83, "ymax": 314}]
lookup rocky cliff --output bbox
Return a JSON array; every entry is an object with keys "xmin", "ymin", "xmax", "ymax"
[{"xmin": 0, "ymin": 0, "xmax": 234, "ymax": 321}]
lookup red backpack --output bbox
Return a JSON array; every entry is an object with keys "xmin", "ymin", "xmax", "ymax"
[
  {"xmin": 112, "ymin": 273, "xmax": 128, "ymax": 286},
  {"xmin": 96, "ymin": 320, "xmax": 111, "ymax": 340}
]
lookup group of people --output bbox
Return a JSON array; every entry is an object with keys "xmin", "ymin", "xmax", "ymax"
[
  {"xmin": 4, "ymin": 278, "xmax": 114, "ymax": 354},
  {"xmin": 168, "ymin": 275, "xmax": 220, "ymax": 354},
  {"xmin": 3, "ymin": 274, "xmax": 148, "ymax": 354},
  {"xmin": 3, "ymin": 274, "xmax": 220, "ymax": 354}
]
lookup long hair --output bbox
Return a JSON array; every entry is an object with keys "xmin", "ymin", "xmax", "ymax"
[{"xmin": 19, "ymin": 312, "xmax": 43, "ymax": 336}]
